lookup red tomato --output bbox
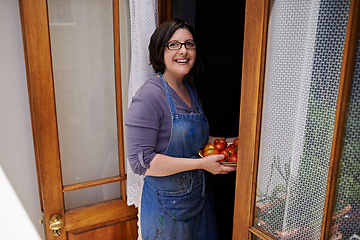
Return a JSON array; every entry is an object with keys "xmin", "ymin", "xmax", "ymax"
[
  {"xmin": 214, "ymin": 138, "xmax": 227, "ymax": 145},
  {"xmin": 226, "ymin": 146, "xmax": 236, "ymax": 156},
  {"xmin": 233, "ymin": 138, "xmax": 239, "ymax": 148},
  {"xmin": 214, "ymin": 142, "xmax": 226, "ymax": 152},
  {"xmin": 228, "ymin": 144, "xmax": 235, "ymax": 149},
  {"xmin": 220, "ymin": 149, "xmax": 229, "ymax": 160},
  {"xmin": 203, "ymin": 144, "xmax": 214, "ymax": 153},
  {"xmin": 203, "ymin": 149, "xmax": 220, "ymax": 157},
  {"xmin": 228, "ymin": 154, "xmax": 237, "ymax": 162}
]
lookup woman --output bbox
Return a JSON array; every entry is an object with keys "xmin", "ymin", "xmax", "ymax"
[{"xmin": 125, "ymin": 19, "xmax": 236, "ymax": 240}]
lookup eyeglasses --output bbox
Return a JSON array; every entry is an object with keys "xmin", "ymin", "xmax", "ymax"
[{"xmin": 165, "ymin": 41, "xmax": 197, "ymax": 50}]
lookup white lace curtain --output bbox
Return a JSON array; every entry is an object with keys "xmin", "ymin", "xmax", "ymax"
[{"xmin": 126, "ymin": 0, "xmax": 158, "ymax": 207}]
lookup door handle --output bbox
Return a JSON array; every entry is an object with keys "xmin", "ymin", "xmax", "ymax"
[{"xmin": 49, "ymin": 215, "xmax": 64, "ymax": 237}]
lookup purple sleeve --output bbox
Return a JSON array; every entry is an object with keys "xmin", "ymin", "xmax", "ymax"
[
  {"xmin": 126, "ymin": 126, "xmax": 158, "ymax": 175},
  {"xmin": 125, "ymin": 95, "xmax": 161, "ymax": 175}
]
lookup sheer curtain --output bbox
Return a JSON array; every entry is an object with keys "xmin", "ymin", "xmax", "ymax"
[
  {"xmin": 255, "ymin": 0, "xmax": 350, "ymax": 239},
  {"xmin": 126, "ymin": 0, "xmax": 158, "ymax": 207}
]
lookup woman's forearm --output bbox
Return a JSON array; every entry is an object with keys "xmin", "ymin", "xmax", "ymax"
[
  {"xmin": 145, "ymin": 153, "xmax": 236, "ymax": 176},
  {"xmin": 145, "ymin": 154, "xmax": 201, "ymax": 176}
]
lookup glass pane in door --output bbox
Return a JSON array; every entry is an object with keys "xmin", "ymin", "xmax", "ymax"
[
  {"xmin": 47, "ymin": 0, "xmax": 120, "ymax": 186},
  {"xmin": 64, "ymin": 182, "xmax": 121, "ymax": 209},
  {"xmin": 254, "ymin": 0, "xmax": 350, "ymax": 239}
]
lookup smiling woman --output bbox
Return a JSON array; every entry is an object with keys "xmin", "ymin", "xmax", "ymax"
[
  {"xmin": 125, "ymin": 18, "xmax": 236, "ymax": 239},
  {"xmin": 162, "ymin": 28, "xmax": 196, "ymax": 83},
  {"xmin": 148, "ymin": 19, "xmax": 202, "ymax": 76}
]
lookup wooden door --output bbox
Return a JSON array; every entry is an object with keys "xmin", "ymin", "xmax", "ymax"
[
  {"xmin": 233, "ymin": 0, "xmax": 360, "ymax": 239},
  {"xmin": 19, "ymin": 1, "xmax": 138, "ymax": 239}
]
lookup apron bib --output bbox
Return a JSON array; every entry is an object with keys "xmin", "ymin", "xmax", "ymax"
[{"xmin": 140, "ymin": 74, "xmax": 218, "ymax": 240}]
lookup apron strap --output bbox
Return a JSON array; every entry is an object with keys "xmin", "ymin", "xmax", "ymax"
[
  {"xmin": 159, "ymin": 72, "xmax": 203, "ymax": 115},
  {"xmin": 201, "ymin": 171, "xmax": 206, "ymax": 197},
  {"xmin": 184, "ymin": 81, "xmax": 203, "ymax": 114},
  {"xmin": 159, "ymin": 73, "xmax": 178, "ymax": 115}
]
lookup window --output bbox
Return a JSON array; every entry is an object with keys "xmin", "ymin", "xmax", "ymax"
[{"xmin": 233, "ymin": 0, "xmax": 360, "ymax": 239}]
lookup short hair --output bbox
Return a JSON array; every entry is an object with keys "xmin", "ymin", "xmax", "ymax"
[{"xmin": 149, "ymin": 18, "xmax": 202, "ymax": 74}]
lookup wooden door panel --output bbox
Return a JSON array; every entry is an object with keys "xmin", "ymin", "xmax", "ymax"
[
  {"xmin": 19, "ymin": 1, "xmax": 65, "ymax": 238},
  {"xmin": 19, "ymin": 0, "xmax": 138, "ymax": 239},
  {"xmin": 65, "ymin": 200, "xmax": 137, "ymax": 231},
  {"xmin": 233, "ymin": 0, "xmax": 360, "ymax": 239},
  {"xmin": 232, "ymin": 0, "xmax": 269, "ymax": 238},
  {"xmin": 67, "ymin": 219, "xmax": 138, "ymax": 240}
]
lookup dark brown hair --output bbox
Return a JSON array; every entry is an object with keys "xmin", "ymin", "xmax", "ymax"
[{"xmin": 148, "ymin": 18, "xmax": 202, "ymax": 74}]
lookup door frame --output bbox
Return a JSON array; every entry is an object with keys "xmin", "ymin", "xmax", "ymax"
[
  {"xmin": 233, "ymin": 0, "xmax": 360, "ymax": 239},
  {"xmin": 232, "ymin": 0, "xmax": 270, "ymax": 238},
  {"xmin": 158, "ymin": 0, "xmax": 171, "ymax": 24},
  {"xmin": 19, "ymin": 1, "xmax": 137, "ymax": 239}
]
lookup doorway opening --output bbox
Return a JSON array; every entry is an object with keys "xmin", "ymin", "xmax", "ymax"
[{"xmin": 172, "ymin": 1, "xmax": 246, "ymax": 239}]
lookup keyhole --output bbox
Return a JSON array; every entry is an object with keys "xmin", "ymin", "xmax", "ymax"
[{"xmin": 52, "ymin": 229, "xmax": 61, "ymax": 237}]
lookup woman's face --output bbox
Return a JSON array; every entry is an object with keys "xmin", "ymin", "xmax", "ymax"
[{"xmin": 163, "ymin": 28, "xmax": 196, "ymax": 79}]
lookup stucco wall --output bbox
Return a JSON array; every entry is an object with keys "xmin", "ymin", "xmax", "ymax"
[{"xmin": 0, "ymin": 1, "xmax": 43, "ymax": 239}]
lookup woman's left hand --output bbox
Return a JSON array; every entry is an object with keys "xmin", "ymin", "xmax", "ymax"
[{"xmin": 200, "ymin": 154, "xmax": 236, "ymax": 175}]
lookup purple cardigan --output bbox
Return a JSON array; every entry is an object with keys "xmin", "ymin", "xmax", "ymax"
[{"xmin": 124, "ymin": 76, "xmax": 202, "ymax": 175}]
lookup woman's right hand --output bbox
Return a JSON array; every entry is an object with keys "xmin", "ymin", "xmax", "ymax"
[{"xmin": 200, "ymin": 154, "xmax": 237, "ymax": 175}]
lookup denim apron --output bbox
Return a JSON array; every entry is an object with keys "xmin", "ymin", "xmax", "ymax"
[{"xmin": 140, "ymin": 73, "xmax": 218, "ymax": 240}]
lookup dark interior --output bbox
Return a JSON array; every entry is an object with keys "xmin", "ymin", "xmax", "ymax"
[{"xmin": 172, "ymin": 1, "xmax": 246, "ymax": 239}]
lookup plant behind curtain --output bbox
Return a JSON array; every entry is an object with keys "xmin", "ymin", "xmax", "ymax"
[{"xmin": 255, "ymin": 0, "xmax": 351, "ymax": 239}]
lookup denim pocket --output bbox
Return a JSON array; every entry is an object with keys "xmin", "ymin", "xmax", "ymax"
[{"xmin": 157, "ymin": 181, "xmax": 207, "ymax": 221}]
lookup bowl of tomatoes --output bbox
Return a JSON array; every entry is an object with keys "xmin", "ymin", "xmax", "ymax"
[{"xmin": 199, "ymin": 138, "xmax": 238, "ymax": 166}]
